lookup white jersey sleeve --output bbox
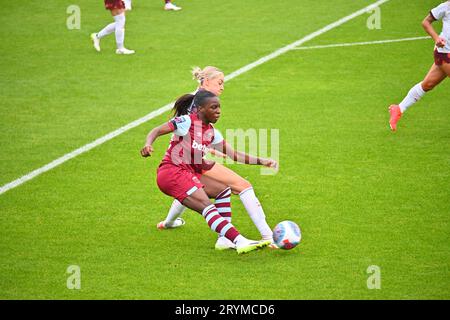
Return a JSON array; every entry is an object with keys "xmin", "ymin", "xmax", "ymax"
[
  {"xmin": 431, "ymin": 2, "xmax": 448, "ymax": 20},
  {"xmin": 211, "ymin": 128, "xmax": 224, "ymax": 145},
  {"xmin": 431, "ymin": 2, "xmax": 450, "ymax": 53},
  {"xmin": 170, "ymin": 115, "xmax": 191, "ymax": 136}
]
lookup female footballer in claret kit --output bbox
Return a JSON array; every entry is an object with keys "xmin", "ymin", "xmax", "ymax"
[
  {"xmin": 141, "ymin": 90, "xmax": 273, "ymax": 254},
  {"xmin": 155, "ymin": 66, "xmax": 280, "ymax": 251},
  {"xmin": 91, "ymin": 0, "xmax": 135, "ymax": 54}
]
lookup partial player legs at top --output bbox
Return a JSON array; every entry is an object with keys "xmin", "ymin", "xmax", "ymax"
[
  {"xmin": 90, "ymin": 2, "xmax": 135, "ymax": 55},
  {"xmin": 164, "ymin": 0, "xmax": 182, "ymax": 11}
]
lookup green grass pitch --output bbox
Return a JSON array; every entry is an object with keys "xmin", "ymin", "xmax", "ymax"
[{"xmin": 0, "ymin": 0, "xmax": 449, "ymax": 299}]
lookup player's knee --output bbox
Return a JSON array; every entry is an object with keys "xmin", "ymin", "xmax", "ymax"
[
  {"xmin": 232, "ymin": 180, "xmax": 252, "ymax": 194},
  {"xmin": 421, "ymin": 80, "xmax": 436, "ymax": 92}
]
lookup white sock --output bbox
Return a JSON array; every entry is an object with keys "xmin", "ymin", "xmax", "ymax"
[
  {"xmin": 114, "ymin": 13, "xmax": 126, "ymax": 50},
  {"xmin": 164, "ymin": 199, "xmax": 186, "ymax": 227},
  {"xmin": 233, "ymin": 235, "xmax": 247, "ymax": 245},
  {"xmin": 399, "ymin": 82, "xmax": 426, "ymax": 113},
  {"xmin": 239, "ymin": 187, "xmax": 273, "ymax": 239},
  {"xmin": 97, "ymin": 22, "xmax": 116, "ymax": 39}
]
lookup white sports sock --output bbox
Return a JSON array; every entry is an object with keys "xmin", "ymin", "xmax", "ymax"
[
  {"xmin": 114, "ymin": 13, "xmax": 126, "ymax": 50},
  {"xmin": 239, "ymin": 187, "xmax": 273, "ymax": 239},
  {"xmin": 164, "ymin": 199, "xmax": 186, "ymax": 227},
  {"xmin": 97, "ymin": 22, "xmax": 115, "ymax": 39},
  {"xmin": 399, "ymin": 82, "xmax": 426, "ymax": 113},
  {"xmin": 233, "ymin": 235, "xmax": 246, "ymax": 245}
]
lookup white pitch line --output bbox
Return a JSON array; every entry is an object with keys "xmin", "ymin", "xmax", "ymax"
[
  {"xmin": 291, "ymin": 36, "xmax": 431, "ymax": 50},
  {"xmin": 0, "ymin": 0, "xmax": 391, "ymax": 196},
  {"xmin": 0, "ymin": 102, "xmax": 177, "ymax": 195},
  {"xmin": 224, "ymin": 0, "xmax": 391, "ymax": 81}
]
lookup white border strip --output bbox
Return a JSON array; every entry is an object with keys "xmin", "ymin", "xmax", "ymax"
[
  {"xmin": 291, "ymin": 36, "xmax": 431, "ymax": 50},
  {"xmin": 0, "ymin": 0, "xmax": 391, "ymax": 196}
]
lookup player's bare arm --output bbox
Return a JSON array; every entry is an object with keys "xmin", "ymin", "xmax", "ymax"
[
  {"xmin": 208, "ymin": 148, "xmax": 227, "ymax": 159},
  {"xmin": 141, "ymin": 123, "xmax": 174, "ymax": 157},
  {"xmin": 213, "ymin": 141, "xmax": 278, "ymax": 170},
  {"xmin": 422, "ymin": 14, "xmax": 446, "ymax": 47}
]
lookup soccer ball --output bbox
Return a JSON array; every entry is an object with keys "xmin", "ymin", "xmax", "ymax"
[{"xmin": 272, "ymin": 221, "xmax": 301, "ymax": 250}]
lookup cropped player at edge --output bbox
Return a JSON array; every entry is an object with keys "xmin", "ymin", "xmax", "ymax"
[
  {"xmin": 141, "ymin": 91, "xmax": 272, "ymax": 254},
  {"xmin": 90, "ymin": 1, "xmax": 135, "ymax": 55},
  {"xmin": 156, "ymin": 66, "xmax": 279, "ymax": 250},
  {"xmin": 389, "ymin": 1, "xmax": 450, "ymax": 131}
]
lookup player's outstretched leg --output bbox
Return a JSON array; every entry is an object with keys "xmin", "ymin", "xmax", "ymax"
[{"xmin": 239, "ymin": 187, "xmax": 279, "ymax": 249}]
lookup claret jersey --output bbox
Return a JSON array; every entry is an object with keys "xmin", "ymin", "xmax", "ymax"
[{"xmin": 161, "ymin": 113, "xmax": 223, "ymax": 173}]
